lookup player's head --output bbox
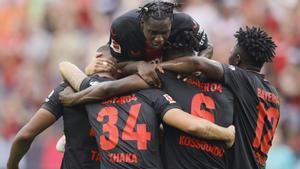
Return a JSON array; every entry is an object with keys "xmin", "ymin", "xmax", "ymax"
[
  {"xmin": 96, "ymin": 45, "xmax": 115, "ymax": 61},
  {"xmin": 96, "ymin": 45, "xmax": 119, "ymax": 78},
  {"xmin": 164, "ymin": 30, "xmax": 207, "ymax": 59},
  {"xmin": 138, "ymin": 1, "xmax": 180, "ymax": 49},
  {"xmin": 229, "ymin": 26, "xmax": 276, "ymax": 70}
]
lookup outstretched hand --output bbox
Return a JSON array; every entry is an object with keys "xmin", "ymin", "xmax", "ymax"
[{"xmin": 59, "ymin": 86, "xmax": 78, "ymax": 106}]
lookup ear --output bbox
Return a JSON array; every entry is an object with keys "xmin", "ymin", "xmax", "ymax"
[
  {"xmin": 235, "ymin": 54, "xmax": 241, "ymax": 65},
  {"xmin": 140, "ymin": 18, "xmax": 145, "ymax": 27}
]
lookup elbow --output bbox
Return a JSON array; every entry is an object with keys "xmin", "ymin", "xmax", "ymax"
[
  {"xmin": 93, "ymin": 82, "xmax": 111, "ymax": 99},
  {"xmin": 14, "ymin": 129, "xmax": 35, "ymax": 143},
  {"xmin": 101, "ymin": 82, "xmax": 116, "ymax": 98},
  {"xmin": 191, "ymin": 57, "xmax": 205, "ymax": 71},
  {"xmin": 59, "ymin": 61, "xmax": 69, "ymax": 79}
]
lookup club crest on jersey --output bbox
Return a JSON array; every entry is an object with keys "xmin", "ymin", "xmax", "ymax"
[
  {"xmin": 110, "ymin": 39, "xmax": 121, "ymax": 54},
  {"xmin": 163, "ymin": 94, "xmax": 176, "ymax": 104}
]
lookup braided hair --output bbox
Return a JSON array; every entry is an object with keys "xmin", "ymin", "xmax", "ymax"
[
  {"xmin": 137, "ymin": 1, "xmax": 182, "ymax": 21},
  {"xmin": 235, "ymin": 26, "xmax": 277, "ymax": 67}
]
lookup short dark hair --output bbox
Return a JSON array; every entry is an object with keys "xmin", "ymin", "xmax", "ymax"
[
  {"xmin": 165, "ymin": 30, "xmax": 207, "ymax": 51},
  {"xmin": 137, "ymin": 1, "xmax": 181, "ymax": 21},
  {"xmin": 96, "ymin": 44, "xmax": 110, "ymax": 53},
  {"xmin": 235, "ymin": 26, "xmax": 277, "ymax": 67}
]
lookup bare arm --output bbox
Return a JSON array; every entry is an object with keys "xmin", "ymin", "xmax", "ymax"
[
  {"xmin": 163, "ymin": 108, "xmax": 235, "ymax": 147},
  {"xmin": 59, "ymin": 61, "xmax": 86, "ymax": 91},
  {"xmin": 160, "ymin": 56, "xmax": 224, "ymax": 81},
  {"xmin": 118, "ymin": 61, "xmax": 143, "ymax": 75},
  {"xmin": 59, "ymin": 61, "xmax": 151, "ymax": 105},
  {"xmin": 59, "ymin": 74, "xmax": 150, "ymax": 105},
  {"xmin": 7, "ymin": 108, "xmax": 57, "ymax": 169}
]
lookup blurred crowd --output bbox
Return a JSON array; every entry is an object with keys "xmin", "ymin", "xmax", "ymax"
[{"xmin": 0, "ymin": 0, "xmax": 300, "ymax": 168}]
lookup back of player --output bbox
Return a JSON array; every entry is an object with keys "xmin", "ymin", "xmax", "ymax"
[
  {"xmin": 42, "ymin": 82, "xmax": 100, "ymax": 169},
  {"xmin": 223, "ymin": 65, "xmax": 280, "ymax": 169},
  {"xmin": 80, "ymin": 75, "xmax": 180, "ymax": 169},
  {"xmin": 159, "ymin": 72, "xmax": 234, "ymax": 169}
]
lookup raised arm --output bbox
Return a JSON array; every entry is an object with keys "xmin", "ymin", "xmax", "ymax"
[
  {"xmin": 7, "ymin": 108, "xmax": 57, "ymax": 169},
  {"xmin": 59, "ymin": 61, "xmax": 86, "ymax": 91},
  {"xmin": 163, "ymin": 108, "xmax": 235, "ymax": 148},
  {"xmin": 59, "ymin": 74, "xmax": 150, "ymax": 105},
  {"xmin": 58, "ymin": 61, "xmax": 151, "ymax": 105},
  {"xmin": 160, "ymin": 56, "xmax": 224, "ymax": 81}
]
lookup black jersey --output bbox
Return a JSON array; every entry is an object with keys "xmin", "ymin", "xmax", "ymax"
[
  {"xmin": 222, "ymin": 65, "xmax": 280, "ymax": 169},
  {"xmin": 41, "ymin": 82, "xmax": 100, "ymax": 169},
  {"xmin": 158, "ymin": 72, "xmax": 234, "ymax": 169},
  {"xmin": 109, "ymin": 9, "xmax": 207, "ymax": 63},
  {"xmin": 80, "ymin": 75, "xmax": 180, "ymax": 169}
]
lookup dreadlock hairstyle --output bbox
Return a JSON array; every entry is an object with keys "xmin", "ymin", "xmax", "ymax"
[
  {"xmin": 235, "ymin": 26, "xmax": 277, "ymax": 68},
  {"xmin": 137, "ymin": 1, "xmax": 182, "ymax": 22}
]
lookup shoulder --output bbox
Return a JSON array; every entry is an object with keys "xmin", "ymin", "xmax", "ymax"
[
  {"xmin": 80, "ymin": 75, "xmax": 112, "ymax": 90},
  {"xmin": 137, "ymin": 88, "xmax": 166, "ymax": 97},
  {"xmin": 137, "ymin": 88, "xmax": 168, "ymax": 101},
  {"xmin": 111, "ymin": 10, "xmax": 140, "ymax": 37},
  {"xmin": 53, "ymin": 81, "xmax": 69, "ymax": 93},
  {"xmin": 173, "ymin": 12, "xmax": 193, "ymax": 22},
  {"xmin": 171, "ymin": 12, "xmax": 197, "ymax": 31},
  {"xmin": 41, "ymin": 82, "xmax": 68, "ymax": 119}
]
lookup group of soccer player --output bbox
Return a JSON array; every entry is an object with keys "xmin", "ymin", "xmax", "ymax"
[{"xmin": 7, "ymin": 1, "xmax": 280, "ymax": 169}]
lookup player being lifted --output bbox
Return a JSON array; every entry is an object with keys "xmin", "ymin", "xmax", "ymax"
[
  {"xmin": 86, "ymin": 0, "xmax": 212, "ymax": 87},
  {"xmin": 159, "ymin": 26, "xmax": 280, "ymax": 169}
]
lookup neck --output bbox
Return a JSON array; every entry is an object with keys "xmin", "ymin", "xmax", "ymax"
[{"xmin": 239, "ymin": 64, "xmax": 261, "ymax": 73}]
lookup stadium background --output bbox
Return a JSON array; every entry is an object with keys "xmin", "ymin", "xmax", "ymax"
[{"xmin": 0, "ymin": 0, "xmax": 299, "ymax": 168}]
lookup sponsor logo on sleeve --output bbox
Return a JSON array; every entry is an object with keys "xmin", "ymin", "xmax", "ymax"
[
  {"xmin": 163, "ymin": 94, "xmax": 176, "ymax": 104},
  {"xmin": 45, "ymin": 90, "xmax": 54, "ymax": 102}
]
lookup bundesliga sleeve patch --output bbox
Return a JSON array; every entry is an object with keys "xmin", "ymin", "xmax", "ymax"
[
  {"xmin": 163, "ymin": 94, "xmax": 176, "ymax": 104},
  {"xmin": 45, "ymin": 90, "xmax": 54, "ymax": 102},
  {"xmin": 110, "ymin": 39, "xmax": 121, "ymax": 54},
  {"xmin": 89, "ymin": 81, "xmax": 100, "ymax": 86}
]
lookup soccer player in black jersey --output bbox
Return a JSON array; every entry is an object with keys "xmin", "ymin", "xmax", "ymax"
[
  {"xmin": 7, "ymin": 83, "xmax": 100, "ymax": 169},
  {"xmin": 157, "ymin": 58, "xmax": 234, "ymax": 168},
  {"xmin": 58, "ymin": 46, "xmax": 235, "ymax": 169},
  {"xmin": 85, "ymin": 0, "xmax": 212, "ymax": 87},
  {"xmin": 159, "ymin": 26, "xmax": 280, "ymax": 169},
  {"xmin": 107, "ymin": 1, "xmax": 209, "ymax": 62}
]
